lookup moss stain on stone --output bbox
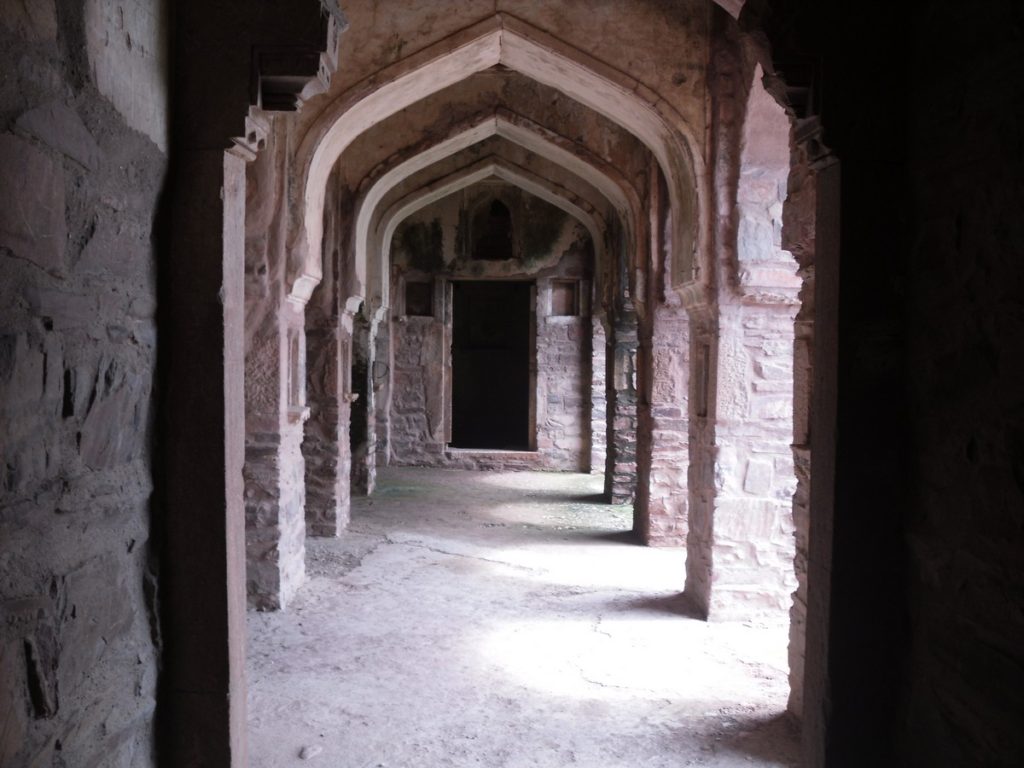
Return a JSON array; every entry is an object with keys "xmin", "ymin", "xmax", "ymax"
[{"xmin": 520, "ymin": 197, "xmax": 568, "ymax": 266}]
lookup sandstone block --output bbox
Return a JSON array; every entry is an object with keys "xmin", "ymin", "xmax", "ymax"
[
  {"xmin": 3, "ymin": 598, "xmax": 61, "ymax": 720},
  {"xmin": 0, "ymin": 0, "xmax": 57, "ymax": 41},
  {"xmin": 58, "ymin": 557, "xmax": 135, "ymax": 698},
  {"xmin": 737, "ymin": 214, "xmax": 775, "ymax": 263},
  {"xmin": 77, "ymin": 217, "xmax": 149, "ymax": 276},
  {"xmin": 750, "ymin": 396, "xmax": 791, "ymax": 420},
  {"xmin": 743, "ymin": 458, "xmax": 774, "ymax": 495},
  {"xmin": 0, "ymin": 333, "xmax": 63, "ymax": 491},
  {"xmin": 0, "ymin": 639, "xmax": 28, "ymax": 763},
  {"xmin": 79, "ymin": 367, "xmax": 147, "ymax": 469},
  {"xmin": 15, "ymin": 101, "xmax": 104, "ymax": 170},
  {"xmin": 0, "ymin": 134, "xmax": 66, "ymax": 272},
  {"xmin": 715, "ymin": 498, "xmax": 784, "ymax": 542},
  {"xmin": 23, "ymin": 286, "xmax": 97, "ymax": 329}
]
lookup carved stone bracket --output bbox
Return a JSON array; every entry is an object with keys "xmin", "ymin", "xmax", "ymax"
[
  {"xmin": 228, "ymin": 114, "xmax": 269, "ymax": 161},
  {"xmin": 251, "ymin": 7, "xmax": 346, "ymax": 112}
]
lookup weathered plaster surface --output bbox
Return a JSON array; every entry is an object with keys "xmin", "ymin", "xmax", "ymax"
[{"xmin": 84, "ymin": 0, "xmax": 168, "ymax": 151}]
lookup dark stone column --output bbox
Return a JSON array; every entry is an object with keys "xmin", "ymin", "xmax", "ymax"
[
  {"xmin": 604, "ymin": 301, "xmax": 639, "ymax": 504},
  {"xmin": 162, "ymin": 2, "xmax": 339, "ymax": 763},
  {"xmin": 350, "ymin": 311, "xmax": 376, "ymax": 495},
  {"xmin": 164, "ymin": 146, "xmax": 250, "ymax": 767},
  {"xmin": 373, "ymin": 316, "xmax": 393, "ymax": 467},
  {"xmin": 303, "ymin": 321, "xmax": 351, "ymax": 536}
]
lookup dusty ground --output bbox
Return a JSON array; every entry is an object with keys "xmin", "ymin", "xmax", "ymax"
[{"xmin": 247, "ymin": 467, "xmax": 799, "ymax": 767}]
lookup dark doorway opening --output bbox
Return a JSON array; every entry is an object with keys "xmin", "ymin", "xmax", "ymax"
[{"xmin": 451, "ymin": 281, "xmax": 533, "ymax": 449}]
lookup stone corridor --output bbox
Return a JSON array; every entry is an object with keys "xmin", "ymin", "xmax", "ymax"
[{"xmin": 247, "ymin": 468, "xmax": 798, "ymax": 767}]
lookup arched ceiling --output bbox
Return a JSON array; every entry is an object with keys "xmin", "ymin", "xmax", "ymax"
[{"xmin": 336, "ymin": 69, "xmax": 650, "ymax": 195}]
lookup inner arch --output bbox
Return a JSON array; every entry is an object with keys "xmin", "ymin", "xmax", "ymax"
[
  {"xmin": 355, "ymin": 115, "xmax": 636, "ymax": 309},
  {"xmin": 376, "ymin": 157, "xmax": 609, "ymax": 289}
]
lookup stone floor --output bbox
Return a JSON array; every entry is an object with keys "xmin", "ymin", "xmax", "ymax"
[{"xmin": 247, "ymin": 467, "xmax": 799, "ymax": 767}]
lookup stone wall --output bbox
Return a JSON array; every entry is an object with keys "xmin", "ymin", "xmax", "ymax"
[
  {"xmin": 749, "ymin": 0, "xmax": 1024, "ymax": 762},
  {"xmin": 535, "ymin": 281, "xmax": 591, "ymax": 471},
  {"xmin": 898, "ymin": 3, "xmax": 1024, "ymax": 762},
  {"xmin": 0, "ymin": 1, "xmax": 167, "ymax": 763},
  {"xmin": 387, "ymin": 185, "xmax": 595, "ymax": 471}
]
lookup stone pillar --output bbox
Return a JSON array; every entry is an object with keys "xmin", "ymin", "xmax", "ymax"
[
  {"xmin": 605, "ymin": 302, "xmax": 639, "ymax": 503},
  {"xmin": 685, "ymin": 317, "xmax": 717, "ymax": 615},
  {"xmin": 243, "ymin": 122, "xmax": 306, "ymax": 611},
  {"xmin": 242, "ymin": 306, "xmax": 307, "ymax": 610},
  {"xmin": 789, "ymin": 318, "xmax": 812, "ymax": 710},
  {"xmin": 707, "ymin": 301, "xmax": 798, "ymax": 620},
  {"xmin": 303, "ymin": 320, "xmax": 352, "ymax": 536},
  {"xmin": 373, "ymin": 315, "xmax": 392, "ymax": 467},
  {"xmin": 693, "ymin": 32, "xmax": 801, "ymax": 622},
  {"xmin": 162, "ymin": 2, "xmax": 338, "ymax": 763},
  {"xmin": 302, "ymin": 168, "xmax": 355, "ymax": 537},
  {"xmin": 801, "ymin": 158, "xmax": 840, "ymax": 767},
  {"xmin": 637, "ymin": 304, "xmax": 690, "ymax": 545},
  {"xmin": 783, "ymin": 126, "xmax": 823, "ymax": 719},
  {"xmin": 165, "ymin": 147, "xmax": 250, "ymax": 768},
  {"xmin": 590, "ymin": 316, "xmax": 608, "ymax": 474},
  {"xmin": 350, "ymin": 311, "xmax": 376, "ymax": 495}
]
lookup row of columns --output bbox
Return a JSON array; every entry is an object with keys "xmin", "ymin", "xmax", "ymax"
[{"xmin": 161, "ymin": 3, "xmax": 844, "ymax": 767}]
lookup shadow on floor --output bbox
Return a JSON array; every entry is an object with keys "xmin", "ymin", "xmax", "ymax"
[
  {"xmin": 613, "ymin": 592, "xmax": 705, "ymax": 619},
  {"xmin": 566, "ymin": 529, "xmax": 641, "ymax": 545},
  {"xmin": 708, "ymin": 713, "xmax": 800, "ymax": 764},
  {"xmin": 521, "ymin": 491, "xmax": 612, "ymax": 504}
]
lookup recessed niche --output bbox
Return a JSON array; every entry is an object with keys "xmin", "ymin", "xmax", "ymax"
[
  {"xmin": 551, "ymin": 281, "xmax": 579, "ymax": 316},
  {"xmin": 472, "ymin": 199, "xmax": 514, "ymax": 261}
]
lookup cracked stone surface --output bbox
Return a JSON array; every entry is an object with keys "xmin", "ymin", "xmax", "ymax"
[{"xmin": 247, "ymin": 467, "xmax": 798, "ymax": 766}]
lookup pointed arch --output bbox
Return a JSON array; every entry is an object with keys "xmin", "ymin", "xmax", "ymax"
[
  {"xmin": 290, "ymin": 14, "xmax": 706, "ymax": 306},
  {"xmin": 353, "ymin": 111, "xmax": 639, "ymax": 309},
  {"xmin": 376, "ymin": 156, "xmax": 607, "ymax": 281}
]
